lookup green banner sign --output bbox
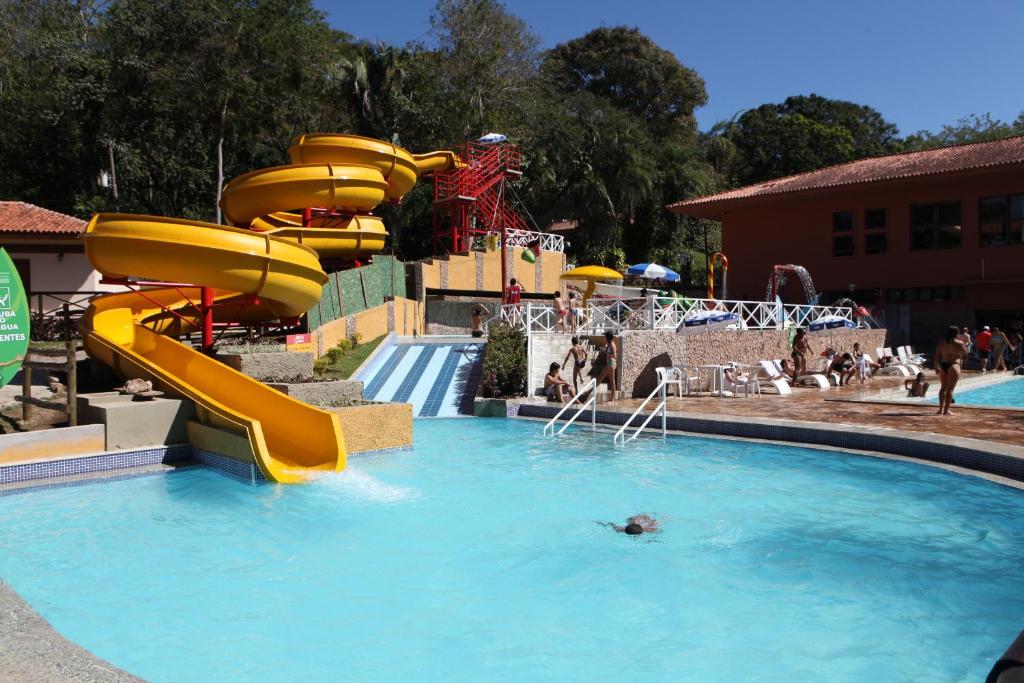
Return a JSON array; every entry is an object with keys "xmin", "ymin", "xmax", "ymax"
[{"xmin": 0, "ymin": 247, "xmax": 30, "ymax": 388}]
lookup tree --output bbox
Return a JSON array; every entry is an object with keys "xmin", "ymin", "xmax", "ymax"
[
  {"xmin": 904, "ymin": 112, "xmax": 1024, "ymax": 150},
  {"xmin": 525, "ymin": 27, "xmax": 716, "ymax": 267},
  {"xmin": 99, "ymin": 0, "xmax": 345, "ymax": 221},
  {"xmin": 0, "ymin": 0, "xmax": 109, "ymax": 214},
  {"xmin": 541, "ymin": 27, "xmax": 707, "ymax": 141},
  {"xmin": 719, "ymin": 94, "xmax": 903, "ymax": 185}
]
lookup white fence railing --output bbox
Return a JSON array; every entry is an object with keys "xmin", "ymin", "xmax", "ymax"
[
  {"xmin": 504, "ymin": 227, "xmax": 565, "ymax": 253},
  {"xmin": 496, "ymin": 296, "xmax": 860, "ymax": 335}
]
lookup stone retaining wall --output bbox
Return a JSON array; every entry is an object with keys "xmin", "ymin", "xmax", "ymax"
[
  {"xmin": 620, "ymin": 328, "xmax": 888, "ymax": 397},
  {"xmin": 266, "ymin": 380, "xmax": 364, "ymax": 404},
  {"xmin": 220, "ymin": 352, "xmax": 313, "ymax": 381}
]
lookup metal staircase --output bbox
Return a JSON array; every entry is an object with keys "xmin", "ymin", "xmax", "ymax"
[{"xmin": 432, "ymin": 142, "xmax": 532, "ymax": 254}]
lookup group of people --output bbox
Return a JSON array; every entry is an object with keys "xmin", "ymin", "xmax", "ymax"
[
  {"xmin": 543, "ymin": 331, "xmax": 619, "ymax": 404},
  {"xmin": 498, "ymin": 278, "xmax": 584, "ymax": 333},
  {"xmin": 787, "ymin": 329, "xmax": 877, "ymax": 386},
  {"xmin": 958, "ymin": 325, "xmax": 1021, "ymax": 373}
]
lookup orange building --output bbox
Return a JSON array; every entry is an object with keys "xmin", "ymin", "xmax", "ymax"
[{"xmin": 669, "ymin": 136, "xmax": 1024, "ymax": 347}]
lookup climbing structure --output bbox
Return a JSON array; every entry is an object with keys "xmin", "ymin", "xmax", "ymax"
[{"xmin": 432, "ymin": 141, "xmax": 531, "ymax": 255}]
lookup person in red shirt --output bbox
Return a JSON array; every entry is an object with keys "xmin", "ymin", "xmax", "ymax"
[
  {"xmin": 503, "ymin": 278, "xmax": 523, "ymax": 306},
  {"xmin": 976, "ymin": 325, "xmax": 993, "ymax": 372}
]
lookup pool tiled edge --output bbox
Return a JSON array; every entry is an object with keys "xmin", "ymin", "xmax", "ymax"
[
  {"xmin": 515, "ymin": 404, "xmax": 1024, "ymax": 484},
  {"xmin": 0, "ymin": 445, "xmax": 192, "ymax": 487},
  {"xmin": 0, "ymin": 442, "xmax": 420, "ymax": 490}
]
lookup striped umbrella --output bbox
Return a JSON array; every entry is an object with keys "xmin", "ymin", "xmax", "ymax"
[{"xmin": 626, "ymin": 262, "xmax": 680, "ymax": 282}]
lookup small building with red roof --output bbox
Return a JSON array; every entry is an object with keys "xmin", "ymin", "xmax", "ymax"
[
  {"xmin": 0, "ymin": 202, "xmax": 115, "ymax": 315},
  {"xmin": 669, "ymin": 136, "xmax": 1024, "ymax": 347}
]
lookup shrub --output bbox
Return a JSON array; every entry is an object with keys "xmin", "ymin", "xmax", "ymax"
[
  {"xmin": 479, "ymin": 323, "xmax": 527, "ymax": 398},
  {"xmin": 29, "ymin": 313, "xmax": 67, "ymax": 342}
]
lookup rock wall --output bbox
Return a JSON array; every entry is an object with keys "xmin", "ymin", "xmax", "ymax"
[
  {"xmin": 620, "ymin": 327, "xmax": 888, "ymax": 397},
  {"xmin": 219, "ymin": 351, "xmax": 313, "ymax": 381},
  {"xmin": 265, "ymin": 379, "xmax": 364, "ymax": 404},
  {"xmin": 425, "ymin": 300, "xmax": 499, "ymax": 335}
]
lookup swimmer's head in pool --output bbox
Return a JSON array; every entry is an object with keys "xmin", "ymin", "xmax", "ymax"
[{"xmin": 624, "ymin": 523, "xmax": 644, "ymax": 535}]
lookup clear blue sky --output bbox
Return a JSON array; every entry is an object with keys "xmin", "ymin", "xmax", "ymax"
[{"xmin": 315, "ymin": 0, "xmax": 1023, "ymax": 136}]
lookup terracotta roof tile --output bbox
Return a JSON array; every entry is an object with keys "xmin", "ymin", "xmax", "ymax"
[
  {"xmin": 669, "ymin": 135, "xmax": 1024, "ymax": 215},
  {"xmin": 0, "ymin": 201, "xmax": 86, "ymax": 236}
]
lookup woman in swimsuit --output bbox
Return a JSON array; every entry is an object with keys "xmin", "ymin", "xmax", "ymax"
[
  {"xmin": 596, "ymin": 331, "xmax": 618, "ymax": 402},
  {"xmin": 791, "ymin": 328, "xmax": 811, "ymax": 377},
  {"xmin": 934, "ymin": 325, "xmax": 968, "ymax": 416}
]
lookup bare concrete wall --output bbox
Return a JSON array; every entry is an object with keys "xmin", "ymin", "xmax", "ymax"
[{"xmin": 621, "ymin": 328, "xmax": 888, "ymax": 397}]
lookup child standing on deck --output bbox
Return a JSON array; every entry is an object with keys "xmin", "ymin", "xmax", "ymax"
[{"xmin": 563, "ymin": 336, "xmax": 588, "ymax": 392}]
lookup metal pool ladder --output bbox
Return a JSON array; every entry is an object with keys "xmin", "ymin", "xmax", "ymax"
[
  {"xmin": 543, "ymin": 378, "xmax": 597, "ymax": 436},
  {"xmin": 613, "ymin": 368, "xmax": 681, "ymax": 444}
]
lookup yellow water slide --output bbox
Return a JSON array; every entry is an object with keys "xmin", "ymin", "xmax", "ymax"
[{"xmin": 81, "ymin": 135, "xmax": 461, "ymax": 483}]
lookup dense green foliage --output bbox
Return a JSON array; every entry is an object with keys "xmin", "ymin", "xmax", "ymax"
[
  {"xmin": 479, "ymin": 323, "xmax": 526, "ymax": 398},
  {"xmin": 1, "ymin": 0, "xmax": 1021, "ymax": 273}
]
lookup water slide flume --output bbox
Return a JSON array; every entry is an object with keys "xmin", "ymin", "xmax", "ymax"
[{"xmin": 81, "ymin": 135, "xmax": 461, "ymax": 483}]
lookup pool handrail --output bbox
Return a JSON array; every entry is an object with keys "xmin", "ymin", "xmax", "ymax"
[
  {"xmin": 543, "ymin": 378, "xmax": 597, "ymax": 436},
  {"xmin": 613, "ymin": 373, "xmax": 670, "ymax": 445}
]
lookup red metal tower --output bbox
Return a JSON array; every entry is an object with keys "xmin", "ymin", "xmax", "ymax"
[{"xmin": 432, "ymin": 142, "xmax": 531, "ymax": 256}]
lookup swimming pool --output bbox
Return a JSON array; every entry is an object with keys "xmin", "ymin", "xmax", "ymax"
[
  {"xmin": 1, "ymin": 419, "xmax": 1022, "ymax": 681},
  {"xmin": 950, "ymin": 376, "xmax": 1024, "ymax": 408}
]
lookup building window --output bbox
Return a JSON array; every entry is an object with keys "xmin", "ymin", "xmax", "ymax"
[
  {"xmin": 910, "ymin": 201, "xmax": 961, "ymax": 250},
  {"xmin": 832, "ymin": 210, "xmax": 854, "ymax": 256},
  {"xmin": 979, "ymin": 193, "xmax": 1024, "ymax": 246},
  {"xmin": 864, "ymin": 208, "xmax": 886, "ymax": 254},
  {"xmin": 888, "ymin": 286, "xmax": 965, "ymax": 303}
]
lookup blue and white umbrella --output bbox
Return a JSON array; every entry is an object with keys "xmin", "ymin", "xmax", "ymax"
[
  {"xmin": 477, "ymin": 132, "xmax": 508, "ymax": 144},
  {"xmin": 626, "ymin": 262, "xmax": 680, "ymax": 282}
]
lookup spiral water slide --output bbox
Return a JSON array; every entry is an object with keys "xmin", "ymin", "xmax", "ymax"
[{"xmin": 82, "ymin": 135, "xmax": 461, "ymax": 483}]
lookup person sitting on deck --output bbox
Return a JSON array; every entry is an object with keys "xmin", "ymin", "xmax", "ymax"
[
  {"xmin": 828, "ymin": 353, "xmax": 857, "ymax": 386},
  {"xmin": 905, "ymin": 371, "xmax": 930, "ymax": 397},
  {"xmin": 544, "ymin": 362, "xmax": 576, "ymax": 404},
  {"xmin": 723, "ymin": 366, "xmax": 750, "ymax": 387},
  {"xmin": 777, "ymin": 358, "xmax": 797, "ymax": 382}
]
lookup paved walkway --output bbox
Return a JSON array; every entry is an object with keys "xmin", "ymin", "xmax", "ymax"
[
  {"xmin": 526, "ymin": 371, "xmax": 1024, "ymax": 448},
  {"xmin": 0, "ymin": 581, "xmax": 140, "ymax": 682}
]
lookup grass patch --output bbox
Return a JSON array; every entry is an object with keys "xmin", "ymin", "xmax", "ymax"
[{"xmin": 316, "ymin": 334, "xmax": 385, "ymax": 380}]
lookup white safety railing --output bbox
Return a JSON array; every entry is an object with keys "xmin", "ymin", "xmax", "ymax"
[
  {"xmin": 543, "ymin": 378, "xmax": 597, "ymax": 436},
  {"xmin": 504, "ymin": 227, "xmax": 565, "ymax": 253},
  {"xmin": 613, "ymin": 370, "xmax": 675, "ymax": 444},
  {"xmin": 495, "ymin": 298, "xmax": 855, "ymax": 336}
]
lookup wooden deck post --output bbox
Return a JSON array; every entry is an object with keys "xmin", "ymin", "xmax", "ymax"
[{"xmin": 63, "ymin": 304, "xmax": 77, "ymax": 427}]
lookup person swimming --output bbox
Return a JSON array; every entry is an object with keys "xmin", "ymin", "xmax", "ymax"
[{"xmin": 600, "ymin": 514, "xmax": 660, "ymax": 535}]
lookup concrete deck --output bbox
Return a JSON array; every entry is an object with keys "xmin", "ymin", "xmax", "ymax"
[
  {"xmin": 526, "ymin": 370, "xmax": 1024, "ymax": 448},
  {"xmin": 0, "ymin": 581, "xmax": 140, "ymax": 682}
]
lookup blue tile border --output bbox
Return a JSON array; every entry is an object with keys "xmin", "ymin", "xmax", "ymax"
[
  {"xmin": 193, "ymin": 449, "xmax": 267, "ymax": 485},
  {"xmin": 516, "ymin": 404, "xmax": 1024, "ymax": 484},
  {"xmin": 0, "ymin": 444, "xmax": 191, "ymax": 487}
]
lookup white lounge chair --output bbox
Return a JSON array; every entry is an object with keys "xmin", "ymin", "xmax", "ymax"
[
  {"xmin": 757, "ymin": 360, "xmax": 793, "ymax": 395},
  {"xmin": 775, "ymin": 359, "xmax": 829, "ymax": 390},
  {"xmin": 888, "ymin": 347, "xmax": 922, "ymax": 374},
  {"xmin": 898, "ymin": 345, "xmax": 928, "ymax": 365},
  {"xmin": 877, "ymin": 347, "xmax": 919, "ymax": 375}
]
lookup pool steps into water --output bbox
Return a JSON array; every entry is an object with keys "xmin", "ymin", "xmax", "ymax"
[{"xmin": 354, "ymin": 337, "xmax": 484, "ymax": 417}]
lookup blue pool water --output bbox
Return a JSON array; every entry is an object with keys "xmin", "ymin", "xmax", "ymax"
[
  {"xmin": 950, "ymin": 376, "xmax": 1024, "ymax": 408},
  {"xmin": 1, "ymin": 419, "xmax": 1023, "ymax": 681}
]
